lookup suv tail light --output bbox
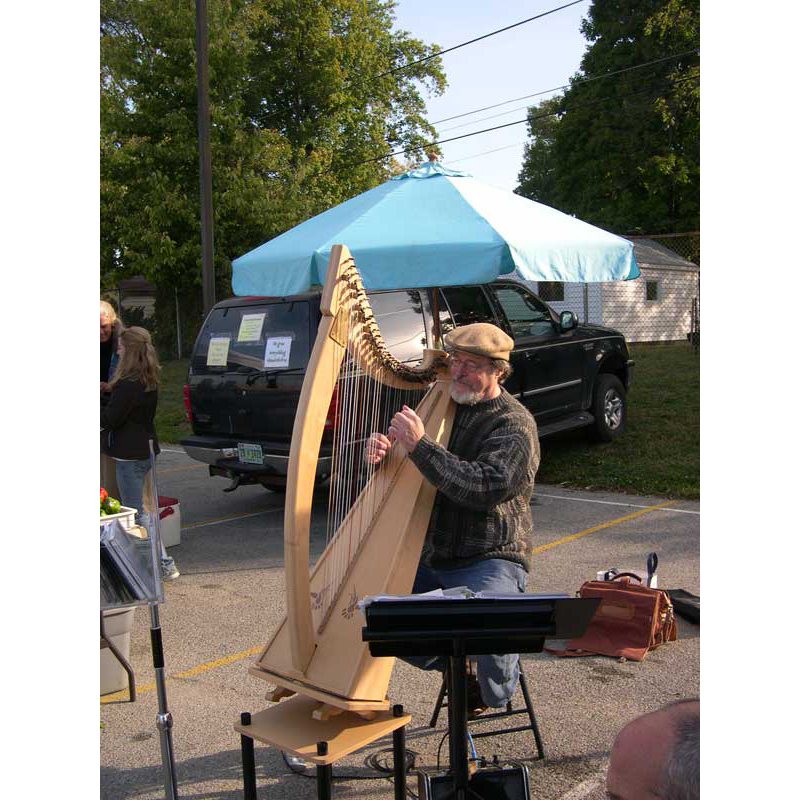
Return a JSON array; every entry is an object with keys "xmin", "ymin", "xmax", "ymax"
[
  {"xmin": 324, "ymin": 384, "xmax": 339, "ymax": 430},
  {"xmin": 183, "ymin": 384, "xmax": 193, "ymax": 424}
]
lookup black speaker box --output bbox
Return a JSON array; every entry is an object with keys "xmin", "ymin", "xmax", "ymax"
[{"xmin": 417, "ymin": 765, "xmax": 529, "ymax": 800}]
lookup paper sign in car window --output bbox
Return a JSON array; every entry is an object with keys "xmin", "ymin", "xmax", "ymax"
[
  {"xmin": 264, "ymin": 336, "xmax": 292, "ymax": 368},
  {"xmin": 237, "ymin": 313, "xmax": 266, "ymax": 342},
  {"xmin": 206, "ymin": 336, "xmax": 230, "ymax": 366}
]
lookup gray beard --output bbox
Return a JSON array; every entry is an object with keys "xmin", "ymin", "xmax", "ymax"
[{"xmin": 450, "ymin": 384, "xmax": 483, "ymax": 406}]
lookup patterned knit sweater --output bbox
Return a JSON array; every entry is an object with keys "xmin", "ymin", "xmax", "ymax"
[{"xmin": 408, "ymin": 388, "xmax": 540, "ymax": 573}]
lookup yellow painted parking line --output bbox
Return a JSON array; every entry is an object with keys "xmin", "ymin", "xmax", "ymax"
[
  {"xmin": 100, "ymin": 645, "xmax": 264, "ymax": 704},
  {"xmin": 181, "ymin": 507, "xmax": 282, "ymax": 530},
  {"xmin": 532, "ymin": 499, "xmax": 676, "ymax": 554},
  {"xmin": 101, "ymin": 499, "xmax": 675, "ymax": 706}
]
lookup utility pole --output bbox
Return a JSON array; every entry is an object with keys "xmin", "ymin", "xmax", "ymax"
[{"xmin": 196, "ymin": 0, "xmax": 215, "ymax": 315}]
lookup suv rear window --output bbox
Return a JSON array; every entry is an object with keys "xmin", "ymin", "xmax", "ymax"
[
  {"xmin": 191, "ymin": 301, "xmax": 311, "ymax": 372},
  {"xmin": 369, "ymin": 290, "xmax": 427, "ymax": 364}
]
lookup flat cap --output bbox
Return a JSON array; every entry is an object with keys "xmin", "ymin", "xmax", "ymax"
[{"xmin": 444, "ymin": 322, "xmax": 513, "ymax": 361}]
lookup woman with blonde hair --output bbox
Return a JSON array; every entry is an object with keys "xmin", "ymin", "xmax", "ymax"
[{"xmin": 100, "ymin": 327, "xmax": 179, "ymax": 580}]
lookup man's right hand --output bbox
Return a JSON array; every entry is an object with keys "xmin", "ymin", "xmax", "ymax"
[{"xmin": 364, "ymin": 433, "xmax": 392, "ymax": 465}]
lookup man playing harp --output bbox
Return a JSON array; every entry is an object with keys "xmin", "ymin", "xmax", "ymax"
[{"xmin": 366, "ymin": 322, "xmax": 540, "ymax": 715}]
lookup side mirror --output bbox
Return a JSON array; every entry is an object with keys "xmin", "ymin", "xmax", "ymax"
[{"xmin": 560, "ymin": 310, "xmax": 578, "ymax": 332}]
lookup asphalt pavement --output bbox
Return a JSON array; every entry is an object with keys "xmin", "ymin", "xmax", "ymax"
[{"xmin": 100, "ymin": 447, "xmax": 699, "ymax": 800}]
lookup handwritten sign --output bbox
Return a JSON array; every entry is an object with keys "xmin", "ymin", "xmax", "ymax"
[
  {"xmin": 237, "ymin": 313, "xmax": 266, "ymax": 342},
  {"xmin": 206, "ymin": 337, "xmax": 230, "ymax": 366},
  {"xmin": 264, "ymin": 336, "xmax": 292, "ymax": 368}
]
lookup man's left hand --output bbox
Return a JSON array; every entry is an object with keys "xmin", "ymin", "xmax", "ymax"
[{"xmin": 388, "ymin": 405, "xmax": 425, "ymax": 452}]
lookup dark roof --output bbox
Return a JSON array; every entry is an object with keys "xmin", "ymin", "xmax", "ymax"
[
  {"xmin": 117, "ymin": 275, "xmax": 156, "ymax": 292},
  {"xmin": 625, "ymin": 238, "xmax": 698, "ymax": 270}
]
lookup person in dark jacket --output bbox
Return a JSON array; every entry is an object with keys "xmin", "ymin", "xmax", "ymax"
[
  {"xmin": 100, "ymin": 300, "xmax": 123, "ymax": 392},
  {"xmin": 100, "ymin": 300, "xmax": 124, "ymax": 498},
  {"xmin": 101, "ymin": 326, "xmax": 179, "ymax": 580},
  {"xmin": 365, "ymin": 322, "xmax": 540, "ymax": 714}
]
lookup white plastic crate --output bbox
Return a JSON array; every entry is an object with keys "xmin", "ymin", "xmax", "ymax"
[{"xmin": 100, "ymin": 505, "xmax": 136, "ymax": 531}]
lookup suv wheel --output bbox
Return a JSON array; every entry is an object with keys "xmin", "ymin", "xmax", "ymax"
[{"xmin": 591, "ymin": 374, "xmax": 627, "ymax": 442}]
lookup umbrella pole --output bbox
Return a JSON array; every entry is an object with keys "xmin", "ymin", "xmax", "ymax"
[{"xmin": 432, "ymin": 288, "xmax": 442, "ymax": 349}]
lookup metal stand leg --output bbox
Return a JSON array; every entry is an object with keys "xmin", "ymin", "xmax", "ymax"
[
  {"xmin": 316, "ymin": 742, "xmax": 332, "ymax": 800},
  {"xmin": 240, "ymin": 712, "xmax": 258, "ymax": 800},
  {"xmin": 518, "ymin": 670, "xmax": 545, "ymax": 759},
  {"xmin": 429, "ymin": 676, "xmax": 447, "ymax": 727},
  {"xmin": 392, "ymin": 705, "xmax": 407, "ymax": 800}
]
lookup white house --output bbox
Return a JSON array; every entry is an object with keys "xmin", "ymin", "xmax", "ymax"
[{"xmin": 512, "ymin": 238, "xmax": 700, "ymax": 343}]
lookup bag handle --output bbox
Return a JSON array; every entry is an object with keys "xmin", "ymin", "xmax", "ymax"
[{"xmin": 610, "ymin": 572, "xmax": 643, "ymax": 582}]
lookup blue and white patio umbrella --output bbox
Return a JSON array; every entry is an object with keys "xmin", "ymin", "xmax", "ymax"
[{"xmin": 232, "ymin": 161, "xmax": 639, "ymax": 296}]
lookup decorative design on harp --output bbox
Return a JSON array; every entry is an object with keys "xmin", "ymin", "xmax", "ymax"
[
  {"xmin": 340, "ymin": 587, "xmax": 359, "ymax": 620},
  {"xmin": 248, "ymin": 244, "xmax": 455, "ymax": 716}
]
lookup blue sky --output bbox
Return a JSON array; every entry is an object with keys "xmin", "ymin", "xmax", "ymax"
[{"xmin": 392, "ymin": 0, "xmax": 591, "ymax": 191}]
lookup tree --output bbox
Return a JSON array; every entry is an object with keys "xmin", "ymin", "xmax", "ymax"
[
  {"xmin": 516, "ymin": 0, "xmax": 699, "ymax": 234},
  {"xmin": 515, "ymin": 96, "xmax": 563, "ymax": 206},
  {"xmin": 101, "ymin": 0, "xmax": 445, "ymax": 352}
]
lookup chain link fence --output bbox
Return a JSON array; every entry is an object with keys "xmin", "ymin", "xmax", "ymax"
[{"xmin": 101, "ymin": 280, "xmax": 207, "ymax": 361}]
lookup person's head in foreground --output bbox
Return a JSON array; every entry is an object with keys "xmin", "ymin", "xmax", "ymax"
[
  {"xmin": 606, "ymin": 698, "xmax": 699, "ymax": 800},
  {"xmin": 443, "ymin": 322, "xmax": 513, "ymax": 405}
]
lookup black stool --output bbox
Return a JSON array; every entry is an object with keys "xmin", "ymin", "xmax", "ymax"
[{"xmin": 429, "ymin": 667, "xmax": 545, "ymax": 759}]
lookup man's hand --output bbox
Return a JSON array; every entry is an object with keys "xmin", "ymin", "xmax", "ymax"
[
  {"xmin": 365, "ymin": 433, "xmax": 392, "ymax": 465},
  {"xmin": 388, "ymin": 405, "xmax": 425, "ymax": 453},
  {"xmin": 100, "ymin": 381, "xmax": 110, "ymax": 393}
]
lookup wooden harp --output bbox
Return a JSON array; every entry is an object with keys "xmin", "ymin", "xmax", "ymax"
[{"xmin": 249, "ymin": 245, "xmax": 454, "ymax": 716}]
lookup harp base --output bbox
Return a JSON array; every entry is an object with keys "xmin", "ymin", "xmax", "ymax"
[
  {"xmin": 235, "ymin": 695, "xmax": 411, "ymax": 766},
  {"xmin": 249, "ymin": 664, "xmax": 392, "ymax": 713}
]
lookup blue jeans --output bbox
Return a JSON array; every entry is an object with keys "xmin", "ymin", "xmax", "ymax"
[
  {"xmin": 115, "ymin": 458, "xmax": 174, "ymax": 569},
  {"xmin": 402, "ymin": 558, "xmax": 528, "ymax": 708}
]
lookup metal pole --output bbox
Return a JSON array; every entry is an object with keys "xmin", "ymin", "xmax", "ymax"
[
  {"xmin": 196, "ymin": 0, "xmax": 215, "ymax": 316},
  {"xmin": 583, "ymin": 282, "xmax": 589, "ymax": 324},
  {"xmin": 175, "ymin": 287, "xmax": 182, "ymax": 360},
  {"xmin": 148, "ymin": 440, "xmax": 179, "ymax": 799}
]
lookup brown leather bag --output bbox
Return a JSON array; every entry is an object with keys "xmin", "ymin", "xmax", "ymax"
[{"xmin": 549, "ymin": 574, "xmax": 677, "ymax": 661}]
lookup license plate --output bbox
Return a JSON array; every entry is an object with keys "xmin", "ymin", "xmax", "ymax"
[{"xmin": 237, "ymin": 443, "xmax": 263, "ymax": 465}]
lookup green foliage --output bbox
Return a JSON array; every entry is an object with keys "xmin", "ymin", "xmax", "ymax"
[
  {"xmin": 516, "ymin": 0, "xmax": 699, "ymax": 234},
  {"xmin": 101, "ymin": 0, "xmax": 445, "ymax": 336}
]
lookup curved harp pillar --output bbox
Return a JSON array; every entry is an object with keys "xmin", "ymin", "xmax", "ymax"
[{"xmin": 250, "ymin": 245, "xmax": 454, "ymax": 714}]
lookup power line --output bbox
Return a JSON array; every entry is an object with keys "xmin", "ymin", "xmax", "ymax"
[
  {"xmin": 326, "ymin": 72, "xmax": 699, "ymax": 173},
  {"xmin": 253, "ymin": 1, "xmax": 589, "ymax": 128},
  {"xmin": 376, "ymin": 0, "xmax": 588, "ymax": 80},
  {"xmin": 429, "ymin": 47, "xmax": 700, "ymax": 126},
  {"xmin": 447, "ymin": 141, "xmax": 529, "ymax": 164}
]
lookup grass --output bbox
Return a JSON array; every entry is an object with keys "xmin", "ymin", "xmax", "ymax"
[
  {"xmin": 156, "ymin": 342, "xmax": 699, "ymax": 500},
  {"xmin": 537, "ymin": 342, "xmax": 699, "ymax": 499},
  {"xmin": 156, "ymin": 359, "xmax": 191, "ymax": 444}
]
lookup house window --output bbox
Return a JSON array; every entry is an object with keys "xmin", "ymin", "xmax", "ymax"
[
  {"xmin": 646, "ymin": 280, "xmax": 659, "ymax": 301},
  {"xmin": 537, "ymin": 281, "xmax": 564, "ymax": 302}
]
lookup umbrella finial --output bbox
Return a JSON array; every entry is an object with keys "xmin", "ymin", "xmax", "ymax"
[{"xmin": 425, "ymin": 144, "xmax": 441, "ymax": 163}]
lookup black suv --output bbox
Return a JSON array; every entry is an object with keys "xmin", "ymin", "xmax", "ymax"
[{"xmin": 180, "ymin": 282, "xmax": 633, "ymax": 491}]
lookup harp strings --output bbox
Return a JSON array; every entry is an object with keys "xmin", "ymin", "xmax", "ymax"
[{"xmin": 319, "ymin": 296, "xmax": 425, "ymax": 623}]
